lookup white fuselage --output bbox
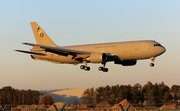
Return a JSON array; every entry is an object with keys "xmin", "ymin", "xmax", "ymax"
[{"xmin": 34, "ymin": 40, "xmax": 166, "ymax": 64}]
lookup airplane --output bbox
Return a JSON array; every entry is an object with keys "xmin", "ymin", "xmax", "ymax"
[{"xmin": 15, "ymin": 22, "xmax": 166, "ymax": 72}]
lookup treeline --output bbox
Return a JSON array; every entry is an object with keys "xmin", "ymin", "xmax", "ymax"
[
  {"xmin": 0, "ymin": 86, "xmax": 40, "ymax": 105},
  {"xmin": 82, "ymin": 81, "xmax": 180, "ymax": 106}
]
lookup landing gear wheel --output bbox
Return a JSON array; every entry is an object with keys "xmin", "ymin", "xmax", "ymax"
[
  {"xmin": 80, "ymin": 65, "xmax": 85, "ymax": 69},
  {"xmin": 150, "ymin": 63, "xmax": 154, "ymax": 67},
  {"xmin": 98, "ymin": 67, "xmax": 108, "ymax": 72},
  {"xmin": 103, "ymin": 68, "xmax": 108, "ymax": 72},
  {"xmin": 98, "ymin": 67, "xmax": 103, "ymax": 71},
  {"xmin": 80, "ymin": 65, "xmax": 90, "ymax": 71},
  {"xmin": 84, "ymin": 66, "xmax": 90, "ymax": 71}
]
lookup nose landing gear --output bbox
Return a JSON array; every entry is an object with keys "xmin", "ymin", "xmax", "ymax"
[
  {"xmin": 150, "ymin": 63, "xmax": 154, "ymax": 67},
  {"xmin": 150, "ymin": 57, "xmax": 156, "ymax": 67}
]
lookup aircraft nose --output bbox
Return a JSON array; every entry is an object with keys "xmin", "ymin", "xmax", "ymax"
[{"xmin": 161, "ymin": 46, "xmax": 166, "ymax": 54}]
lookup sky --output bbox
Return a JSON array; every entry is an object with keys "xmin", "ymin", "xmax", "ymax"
[{"xmin": 0, "ymin": 1, "xmax": 180, "ymax": 90}]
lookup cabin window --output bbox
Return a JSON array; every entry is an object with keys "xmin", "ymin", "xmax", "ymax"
[{"xmin": 154, "ymin": 44, "xmax": 162, "ymax": 47}]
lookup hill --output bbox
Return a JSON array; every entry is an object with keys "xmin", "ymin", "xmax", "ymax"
[{"xmin": 44, "ymin": 88, "xmax": 86, "ymax": 104}]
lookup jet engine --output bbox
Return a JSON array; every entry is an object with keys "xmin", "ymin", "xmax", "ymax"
[
  {"xmin": 114, "ymin": 60, "xmax": 137, "ymax": 66},
  {"xmin": 87, "ymin": 53, "xmax": 107, "ymax": 63}
]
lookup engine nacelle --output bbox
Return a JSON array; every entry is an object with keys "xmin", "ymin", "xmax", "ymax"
[
  {"xmin": 87, "ymin": 53, "xmax": 107, "ymax": 63},
  {"xmin": 114, "ymin": 60, "xmax": 137, "ymax": 66}
]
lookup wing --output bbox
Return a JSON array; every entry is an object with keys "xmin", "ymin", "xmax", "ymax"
[{"xmin": 22, "ymin": 43, "xmax": 91, "ymax": 57}]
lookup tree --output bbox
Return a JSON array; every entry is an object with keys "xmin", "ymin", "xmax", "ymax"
[
  {"xmin": 103, "ymin": 85, "xmax": 111, "ymax": 102},
  {"xmin": 1, "ymin": 86, "xmax": 15, "ymax": 105},
  {"xmin": 82, "ymin": 88, "xmax": 95, "ymax": 106},
  {"xmin": 110, "ymin": 85, "xmax": 120, "ymax": 104},
  {"xmin": 95, "ymin": 87, "xmax": 104, "ymax": 103},
  {"xmin": 0, "ymin": 96, "xmax": 2, "ymax": 105},
  {"xmin": 73, "ymin": 99, "xmax": 79, "ymax": 105},
  {"xmin": 117, "ymin": 91, "xmax": 124, "ymax": 103},
  {"xmin": 39, "ymin": 95, "xmax": 54, "ymax": 105},
  {"xmin": 121, "ymin": 85, "xmax": 132, "ymax": 101},
  {"xmin": 131, "ymin": 83, "xmax": 142, "ymax": 105},
  {"xmin": 155, "ymin": 82, "xmax": 170, "ymax": 106},
  {"xmin": 163, "ymin": 91, "xmax": 172, "ymax": 103},
  {"xmin": 143, "ymin": 81, "xmax": 156, "ymax": 106},
  {"xmin": 171, "ymin": 85, "xmax": 180, "ymax": 100}
]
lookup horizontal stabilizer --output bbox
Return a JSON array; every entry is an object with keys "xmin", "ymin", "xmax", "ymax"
[{"xmin": 15, "ymin": 50, "xmax": 46, "ymax": 55}]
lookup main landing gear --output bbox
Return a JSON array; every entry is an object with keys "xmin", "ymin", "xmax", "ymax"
[
  {"xmin": 150, "ymin": 57, "xmax": 155, "ymax": 67},
  {"xmin": 98, "ymin": 63, "xmax": 108, "ymax": 72},
  {"xmin": 80, "ymin": 65, "xmax": 90, "ymax": 71},
  {"xmin": 80, "ymin": 61, "xmax": 109, "ymax": 72},
  {"xmin": 80, "ymin": 61, "xmax": 90, "ymax": 71}
]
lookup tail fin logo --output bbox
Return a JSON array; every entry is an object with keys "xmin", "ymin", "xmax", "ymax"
[{"xmin": 37, "ymin": 27, "xmax": 44, "ymax": 37}]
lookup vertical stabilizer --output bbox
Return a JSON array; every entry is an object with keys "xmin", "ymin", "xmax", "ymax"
[{"xmin": 30, "ymin": 22, "xmax": 57, "ymax": 47}]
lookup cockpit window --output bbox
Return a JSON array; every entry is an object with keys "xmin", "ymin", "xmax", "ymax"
[{"xmin": 154, "ymin": 44, "xmax": 162, "ymax": 47}]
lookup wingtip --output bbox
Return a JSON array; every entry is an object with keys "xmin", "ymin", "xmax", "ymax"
[
  {"xmin": 14, "ymin": 50, "xmax": 21, "ymax": 52},
  {"xmin": 22, "ymin": 43, "xmax": 27, "ymax": 45}
]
